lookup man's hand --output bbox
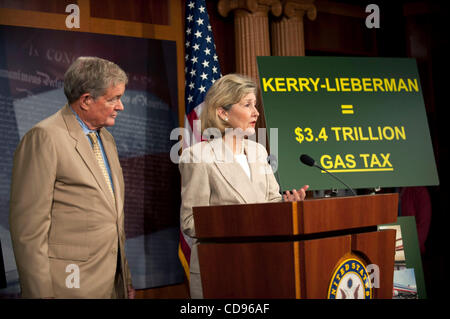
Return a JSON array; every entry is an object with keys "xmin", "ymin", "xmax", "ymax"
[{"xmin": 128, "ymin": 285, "xmax": 136, "ymax": 299}]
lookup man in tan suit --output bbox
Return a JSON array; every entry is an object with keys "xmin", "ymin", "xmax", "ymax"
[{"xmin": 9, "ymin": 57, "xmax": 135, "ymax": 298}]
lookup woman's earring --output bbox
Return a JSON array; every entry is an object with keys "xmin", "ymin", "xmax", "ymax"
[{"xmin": 225, "ymin": 117, "xmax": 228, "ymax": 121}]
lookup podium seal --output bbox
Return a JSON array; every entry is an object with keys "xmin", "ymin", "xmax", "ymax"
[{"xmin": 327, "ymin": 255, "xmax": 373, "ymax": 299}]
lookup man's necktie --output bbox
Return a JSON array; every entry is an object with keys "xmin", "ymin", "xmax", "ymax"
[{"xmin": 87, "ymin": 132, "xmax": 115, "ymax": 198}]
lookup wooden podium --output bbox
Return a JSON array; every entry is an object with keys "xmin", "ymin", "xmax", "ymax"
[{"xmin": 193, "ymin": 193, "xmax": 398, "ymax": 299}]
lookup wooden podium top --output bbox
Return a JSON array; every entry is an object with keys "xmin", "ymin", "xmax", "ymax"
[{"xmin": 193, "ymin": 193, "xmax": 398, "ymax": 239}]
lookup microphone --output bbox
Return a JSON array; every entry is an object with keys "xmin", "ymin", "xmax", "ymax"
[{"xmin": 299, "ymin": 154, "xmax": 357, "ymax": 196}]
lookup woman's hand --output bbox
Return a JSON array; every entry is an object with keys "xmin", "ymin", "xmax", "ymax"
[{"xmin": 283, "ymin": 185, "xmax": 309, "ymax": 202}]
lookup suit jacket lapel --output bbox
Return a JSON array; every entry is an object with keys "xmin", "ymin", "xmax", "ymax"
[
  {"xmin": 61, "ymin": 105, "xmax": 116, "ymax": 212},
  {"xmin": 99, "ymin": 128, "xmax": 122, "ymax": 217},
  {"xmin": 244, "ymin": 140, "xmax": 270, "ymax": 200},
  {"xmin": 209, "ymin": 138, "xmax": 259, "ymax": 204}
]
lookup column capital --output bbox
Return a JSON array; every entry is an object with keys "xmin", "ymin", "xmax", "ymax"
[
  {"xmin": 283, "ymin": 0, "xmax": 317, "ymax": 20},
  {"xmin": 218, "ymin": 0, "xmax": 282, "ymax": 17}
]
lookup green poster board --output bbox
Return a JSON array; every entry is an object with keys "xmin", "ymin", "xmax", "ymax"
[{"xmin": 257, "ymin": 57, "xmax": 439, "ymax": 191}]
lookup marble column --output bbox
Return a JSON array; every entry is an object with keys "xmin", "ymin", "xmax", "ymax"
[
  {"xmin": 218, "ymin": 0, "xmax": 282, "ymax": 80},
  {"xmin": 271, "ymin": 0, "xmax": 317, "ymax": 56}
]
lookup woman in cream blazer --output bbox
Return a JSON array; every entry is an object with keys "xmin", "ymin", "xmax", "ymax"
[{"xmin": 179, "ymin": 74, "xmax": 308, "ymax": 298}]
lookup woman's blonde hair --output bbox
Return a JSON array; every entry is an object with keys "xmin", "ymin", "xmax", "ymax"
[{"xmin": 200, "ymin": 73, "xmax": 257, "ymax": 135}]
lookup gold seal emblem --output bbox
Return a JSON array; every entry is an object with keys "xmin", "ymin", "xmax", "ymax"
[{"xmin": 328, "ymin": 254, "xmax": 373, "ymax": 299}]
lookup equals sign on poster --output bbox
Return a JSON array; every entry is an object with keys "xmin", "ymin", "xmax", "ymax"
[{"xmin": 341, "ymin": 104, "xmax": 354, "ymax": 114}]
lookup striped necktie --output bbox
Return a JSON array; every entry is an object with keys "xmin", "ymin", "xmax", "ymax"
[{"xmin": 87, "ymin": 132, "xmax": 114, "ymax": 198}]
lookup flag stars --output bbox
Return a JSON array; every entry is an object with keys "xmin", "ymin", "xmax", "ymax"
[
  {"xmin": 196, "ymin": 18, "xmax": 204, "ymax": 26},
  {"xmin": 184, "ymin": 1, "xmax": 222, "ymax": 109}
]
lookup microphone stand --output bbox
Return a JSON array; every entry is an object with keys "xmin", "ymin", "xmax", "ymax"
[{"xmin": 313, "ymin": 163, "xmax": 357, "ymax": 196}]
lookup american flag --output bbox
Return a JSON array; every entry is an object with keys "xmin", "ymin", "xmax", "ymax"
[
  {"xmin": 184, "ymin": 0, "xmax": 222, "ymax": 147},
  {"xmin": 178, "ymin": 0, "xmax": 222, "ymax": 281}
]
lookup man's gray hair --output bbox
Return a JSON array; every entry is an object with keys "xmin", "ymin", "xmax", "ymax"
[{"xmin": 64, "ymin": 56, "xmax": 128, "ymax": 103}]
